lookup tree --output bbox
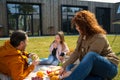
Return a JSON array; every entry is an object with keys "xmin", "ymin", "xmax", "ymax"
[{"xmin": 18, "ymin": 4, "xmax": 36, "ymax": 14}]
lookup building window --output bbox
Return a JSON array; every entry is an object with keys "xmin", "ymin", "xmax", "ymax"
[
  {"xmin": 117, "ymin": 4, "xmax": 120, "ymax": 13},
  {"xmin": 61, "ymin": 5, "xmax": 88, "ymax": 35},
  {"xmin": 7, "ymin": 3, "xmax": 42, "ymax": 36}
]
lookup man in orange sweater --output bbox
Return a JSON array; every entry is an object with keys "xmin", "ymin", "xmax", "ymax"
[{"xmin": 0, "ymin": 30, "xmax": 38, "ymax": 80}]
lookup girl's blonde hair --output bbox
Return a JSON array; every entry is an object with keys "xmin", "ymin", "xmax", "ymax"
[
  {"xmin": 56, "ymin": 31, "xmax": 65, "ymax": 44},
  {"xmin": 51, "ymin": 31, "xmax": 65, "ymax": 50}
]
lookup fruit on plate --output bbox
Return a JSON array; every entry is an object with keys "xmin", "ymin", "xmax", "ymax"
[
  {"xmin": 54, "ymin": 71, "xmax": 59, "ymax": 75},
  {"xmin": 46, "ymin": 70, "xmax": 52, "ymax": 74},
  {"xmin": 48, "ymin": 72, "xmax": 54, "ymax": 78},
  {"xmin": 50, "ymin": 75, "xmax": 60, "ymax": 80},
  {"xmin": 48, "ymin": 71, "xmax": 60, "ymax": 80},
  {"xmin": 31, "ymin": 76, "xmax": 43, "ymax": 80},
  {"xmin": 36, "ymin": 71, "xmax": 44, "ymax": 78}
]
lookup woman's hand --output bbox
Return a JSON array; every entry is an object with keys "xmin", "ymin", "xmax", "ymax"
[
  {"xmin": 59, "ymin": 67, "xmax": 65, "ymax": 75},
  {"xmin": 61, "ymin": 71, "xmax": 72, "ymax": 79},
  {"xmin": 59, "ymin": 68, "xmax": 72, "ymax": 79}
]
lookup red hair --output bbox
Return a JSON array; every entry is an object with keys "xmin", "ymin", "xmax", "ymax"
[{"xmin": 72, "ymin": 10, "xmax": 106, "ymax": 37}]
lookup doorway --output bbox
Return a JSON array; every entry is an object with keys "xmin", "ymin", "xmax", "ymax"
[{"xmin": 96, "ymin": 7, "xmax": 111, "ymax": 33}]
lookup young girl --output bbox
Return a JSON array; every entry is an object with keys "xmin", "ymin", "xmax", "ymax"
[{"xmin": 40, "ymin": 31, "xmax": 69, "ymax": 66}]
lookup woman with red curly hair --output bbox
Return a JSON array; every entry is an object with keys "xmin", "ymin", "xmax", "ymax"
[{"xmin": 60, "ymin": 10, "xmax": 119, "ymax": 80}]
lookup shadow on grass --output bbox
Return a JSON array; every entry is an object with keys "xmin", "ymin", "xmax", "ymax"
[{"xmin": 116, "ymin": 52, "xmax": 120, "ymax": 56}]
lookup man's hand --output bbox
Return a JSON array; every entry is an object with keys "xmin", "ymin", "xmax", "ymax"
[
  {"xmin": 32, "ymin": 60, "xmax": 39, "ymax": 66},
  {"xmin": 29, "ymin": 53, "xmax": 39, "ymax": 61}
]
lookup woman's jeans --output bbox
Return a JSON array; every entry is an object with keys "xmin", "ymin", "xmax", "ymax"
[
  {"xmin": 40, "ymin": 54, "xmax": 59, "ymax": 66},
  {"xmin": 64, "ymin": 52, "xmax": 118, "ymax": 80}
]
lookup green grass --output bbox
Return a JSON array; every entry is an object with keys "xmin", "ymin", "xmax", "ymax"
[{"xmin": 0, "ymin": 35, "xmax": 120, "ymax": 80}]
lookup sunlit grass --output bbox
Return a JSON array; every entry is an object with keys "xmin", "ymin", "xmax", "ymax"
[{"xmin": 0, "ymin": 35, "xmax": 120, "ymax": 80}]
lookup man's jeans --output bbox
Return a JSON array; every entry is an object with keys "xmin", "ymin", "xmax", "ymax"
[{"xmin": 64, "ymin": 52, "xmax": 118, "ymax": 80}]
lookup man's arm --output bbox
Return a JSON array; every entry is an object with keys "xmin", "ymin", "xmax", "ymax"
[{"xmin": 10, "ymin": 62, "xmax": 34, "ymax": 80}]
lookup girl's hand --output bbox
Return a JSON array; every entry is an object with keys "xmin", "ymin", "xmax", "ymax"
[
  {"xmin": 53, "ymin": 42, "xmax": 57, "ymax": 48},
  {"xmin": 59, "ymin": 56, "xmax": 64, "ymax": 62}
]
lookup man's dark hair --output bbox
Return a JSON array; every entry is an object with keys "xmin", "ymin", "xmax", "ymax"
[{"xmin": 10, "ymin": 30, "xmax": 27, "ymax": 47}]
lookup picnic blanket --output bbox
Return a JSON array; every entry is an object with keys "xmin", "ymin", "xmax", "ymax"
[{"xmin": 0, "ymin": 73, "xmax": 11, "ymax": 80}]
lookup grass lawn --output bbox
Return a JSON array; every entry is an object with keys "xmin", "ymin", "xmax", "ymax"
[{"xmin": 0, "ymin": 35, "xmax": 120, "ymax": 80}]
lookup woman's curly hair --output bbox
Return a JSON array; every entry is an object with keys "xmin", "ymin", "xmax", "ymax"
[{"xmin": 72, "ymin": 10, "xmax": 106, "ymax": 37}]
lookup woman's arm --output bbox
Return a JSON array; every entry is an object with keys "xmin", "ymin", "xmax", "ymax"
[
  {"xmin": 88, "ymin": 34, "xmax": 106, "ymax": 54},
  {"xmin": 62, "ymin": 36, "xmax": 82, "ymax": 69},
  {"xmin": 62, "ymin": 48, "xmax": 79, "ymax": 69}
]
